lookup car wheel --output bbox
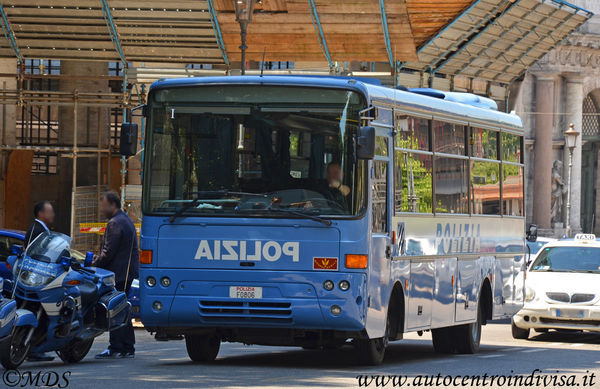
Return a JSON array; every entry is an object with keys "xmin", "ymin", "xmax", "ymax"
[{"xmin": 511, "ymin": 319, "xmax": 530, "ymax": 339}]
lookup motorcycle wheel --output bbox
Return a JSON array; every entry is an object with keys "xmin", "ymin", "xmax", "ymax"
[
  {"xmin": 0, "ymin": 326, "xmax": 32, "ymax": 369},
  {"xmin": 57, "ymin": 338, "xmax": 94, "ymax": 364}
]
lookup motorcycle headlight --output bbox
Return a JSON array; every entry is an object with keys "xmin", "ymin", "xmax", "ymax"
[
  {"xmin": 19, "ymin": 270, "xmax": 55, "ymax": 287},
  {"xmin": 525, "ymin": 286, "xmax": 536, "ymax": 302},
  {"xmin": 102, "ymin": 275, "xmax": 115, "ymax": 287}
]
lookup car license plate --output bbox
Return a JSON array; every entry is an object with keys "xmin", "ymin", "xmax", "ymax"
[
  {"xmin": 229, "ymin": 286, "xmax": 262, "ymax": 299},
  {"xmin": 555, "ymin": 309, "xmax": 584, "ymax": 319}
]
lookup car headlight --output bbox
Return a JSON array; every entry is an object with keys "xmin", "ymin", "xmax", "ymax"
[
  {"xmin": 19, "ymin": 270, "xmax": 55, "ymax": 287},
  {"xmin": 525, "ymin": 286, "xmax": 536, "ymax": 302}
]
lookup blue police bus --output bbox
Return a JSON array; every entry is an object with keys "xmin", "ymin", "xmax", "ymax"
[{"xmin": 138, "ymin": 76, "xmax": 527, "ymax": 365}]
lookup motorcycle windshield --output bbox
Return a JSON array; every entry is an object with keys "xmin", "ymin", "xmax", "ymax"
[{"xmin": 25, "ymin": 232, "xmax": 72, "ymax": 263}]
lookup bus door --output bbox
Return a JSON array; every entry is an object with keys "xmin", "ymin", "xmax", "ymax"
[{"xmin": 365, "ymin": 128, "xmax": 393, "ymax": 338}]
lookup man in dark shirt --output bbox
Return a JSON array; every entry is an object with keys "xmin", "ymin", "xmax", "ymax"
[
  {"xmin": 24, "ymin": 200, "xmax": 56, "ymax": 362},
  {"xmin": 93, "ymin": 191, "xmax": 139, "ymax": 359}
]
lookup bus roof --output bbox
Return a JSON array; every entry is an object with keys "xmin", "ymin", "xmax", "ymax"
[{"xmin": 149, "ymin": 76, "xmax": 523, "ymax": 133}]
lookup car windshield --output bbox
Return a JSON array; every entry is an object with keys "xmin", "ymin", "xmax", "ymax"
[
  {"xmin": 142, "ymin": 85, "xmax": 367, "ymax": 218},
  {"xmin": 530, "ymin": 246, "xmax": 600, "ymax": 273},
  {"xmin": 25, "ymin": 232, "xmax": 72, "ymax": 263}
]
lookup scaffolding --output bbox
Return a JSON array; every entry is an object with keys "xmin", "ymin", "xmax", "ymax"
[{"xmin": 0, "ymin": 64, "xmax": 138, "ymax": 249}]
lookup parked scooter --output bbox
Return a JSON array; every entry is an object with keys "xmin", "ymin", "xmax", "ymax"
[{"xmin": 0, "ymin": 231, "xmax": 130, "ymax": 369}]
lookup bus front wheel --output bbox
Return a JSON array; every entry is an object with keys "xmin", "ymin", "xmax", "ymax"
[
  {"xmin": 354, "ymin": 310, "xmax": 391, "ymax": 365},
  {"xmin": 185, "ymin": 333, "xmax": 220, "ymax": 363},
  {"xmin": 354, "ymin": 336, "xmax": 387, "ymax": 366}
]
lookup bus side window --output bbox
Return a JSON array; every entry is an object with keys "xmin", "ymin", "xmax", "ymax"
[{"xmin": 372, "ymin": 161, "xmax": 387, "ymax": 233}]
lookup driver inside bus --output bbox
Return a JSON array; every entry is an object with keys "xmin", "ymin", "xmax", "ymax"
[{"xmin": 326, "ymin": 162, "xmax": 350, "ymax": 198}]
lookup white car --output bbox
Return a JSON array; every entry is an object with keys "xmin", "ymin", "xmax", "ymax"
[{"xmin": 512, "ymin": 233, "xmax": 600, "ymax": 339}]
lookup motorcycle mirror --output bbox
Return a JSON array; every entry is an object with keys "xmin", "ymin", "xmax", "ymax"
[
  {"xmin": 60, "ymin": 256, "xmax": 72, "ymax": 269},
  {"xmin": 10, "ymin": 244, "xmax": 23, "ymax": 256},
  {"xmin": 84, "ymin": 252, "xmax": 94, "ymax": 267}
]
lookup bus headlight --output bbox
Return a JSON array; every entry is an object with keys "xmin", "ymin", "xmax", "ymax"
[
  {"xmin": 525, "ymin": 287, "xmax": 535, "ymax": 302},
  {"xmin": 323, "ymin": 280, "xmax": 334, "ymax": 291},
  {"xmin": 146, "ymin": 277, "xmax": 156, "ymax": 287},
  {"xmin": 160, "ymin": 277, "xmax": 171, "ymax": 287},
  {"xmin": 339, "ymin": 280, "xmax": 350, "ymax": 291}
]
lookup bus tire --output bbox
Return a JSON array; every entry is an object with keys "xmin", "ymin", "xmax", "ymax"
[
  {"xmin": 354, "ymin": 310, "xmax": 391, "ymax": 365},
  {"xmin": 354, "ymin": 337, "xmax": 387, "ymax": 366},
  {"xmin": 453, "ymin": 301, "xmax": 483, "ymax": 354},
  {"xmin": 185, "ymin": 333, "xmax": 220, "ymax": 362},
  {"xmin": 431, "ymin": 327, "xmax": 453, "ymax": 353},
  {"xmin": 511, "ymin": 319, "xmax": 530, "ymax": 339}
]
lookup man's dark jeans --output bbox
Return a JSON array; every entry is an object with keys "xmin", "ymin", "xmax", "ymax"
[{"xmin": 108, "ymin": 279, "xmax": 135, "ymax": 354}]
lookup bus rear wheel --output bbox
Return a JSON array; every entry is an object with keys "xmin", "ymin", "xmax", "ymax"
[
  {"xmin": 432, "ymin": 301, "xmax": 482, "ymax": 354},
  {"xmin": 431, "ymin": 327, "xmax": 453, "ymax": 353},
  {"xmin": 185, "ymin": 333, "xmax": 220, "ymax": 363}
]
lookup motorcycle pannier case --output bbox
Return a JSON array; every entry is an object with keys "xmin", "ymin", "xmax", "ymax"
[
  {"xmin": 0, "ymin": 298, "xmax": 17, "ymax": 338},
  {"xmin": 95, "ymin": 291, "xmax": 131, "ymax": 331}
]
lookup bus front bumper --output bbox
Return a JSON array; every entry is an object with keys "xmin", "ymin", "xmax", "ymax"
[{"xmin": 139, "ymin": 269, "xmax": 367, "ymax": 332}]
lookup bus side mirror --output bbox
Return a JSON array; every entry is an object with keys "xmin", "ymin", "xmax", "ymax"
[
  {"xmin": 119, "ymin": 122, "xmax": 138, "ymax": 157},
  {"xmin": 526, "ymin": 224, "xmax": 537, "ymax": 242},
  {"xmin": 356, "ymin": 126, "xmax": 375, "ymax": 160}
]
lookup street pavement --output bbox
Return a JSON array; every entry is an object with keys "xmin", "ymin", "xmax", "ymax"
[{"xmin": 5, "ymin": 321, "xmax": 600, "ymax": 388}]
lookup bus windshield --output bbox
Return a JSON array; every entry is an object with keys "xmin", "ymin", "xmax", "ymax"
[{"xmin": 143, "ymin": 85, "xmax": 367, "ymax": 218}]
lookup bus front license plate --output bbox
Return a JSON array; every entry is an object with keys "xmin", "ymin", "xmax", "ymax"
[{"xmin": 229, "ymin": 286, "xmax": 262, "ymax": 299}]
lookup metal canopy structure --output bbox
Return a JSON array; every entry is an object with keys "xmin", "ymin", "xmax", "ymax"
[
  {"xmin": 403, "ymin": 0, "xmax": 593, "ymax": 83},
  {"xmin": 0, "ymin": 0, "xmax": 224, "ymax": 63},
  {"xmin": 0, "ymin": 0, "xmax": 594, "ymax": 84}
]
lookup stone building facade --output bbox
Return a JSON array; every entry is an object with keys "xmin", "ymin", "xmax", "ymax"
[{"xmin": 513, "ymin": 0, "xmax": 600, "ymax": 237}]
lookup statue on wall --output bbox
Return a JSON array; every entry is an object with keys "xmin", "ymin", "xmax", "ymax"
[{"xmin": 551, "ymin": 159, "xmax": 567, "ymax": 225}]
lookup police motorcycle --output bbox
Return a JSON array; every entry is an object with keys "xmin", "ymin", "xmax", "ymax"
[
  {"xmin": 0, "ymin": 231, "xmax": 131, "ymax": 369},
  {"xmin": 0, "ymin": 276, "xmax": 17, "ymax": 347}
]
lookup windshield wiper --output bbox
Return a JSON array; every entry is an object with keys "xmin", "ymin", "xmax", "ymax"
[
  {"xmin": 168, "ymin": 190, "xmax": 269, "ymax": 223},
  {"xmin": 236, "ymin": 207, "xmax": 332, "ymax": 226}
]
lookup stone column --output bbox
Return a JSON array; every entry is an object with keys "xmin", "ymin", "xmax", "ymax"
[
  {"xmin": 533, "ymin": 74, "xmax": 556, "ymax": 229},
  {"xmin": 564, "ymin": 74, "xmax": 583, "ymax": 233}
]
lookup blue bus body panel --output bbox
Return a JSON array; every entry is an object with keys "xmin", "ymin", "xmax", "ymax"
[{"xmin": 140, "ymin": 215, "xmax": 371, "ymax": 331}]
